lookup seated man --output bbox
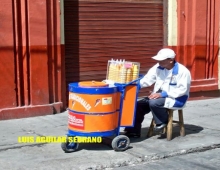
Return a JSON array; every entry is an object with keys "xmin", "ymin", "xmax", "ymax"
[{"xmin": 124, "ymin": 48, "xmax": 191, "ymax": 138}]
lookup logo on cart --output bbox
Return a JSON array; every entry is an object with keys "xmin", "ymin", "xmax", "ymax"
[
  {"xmin": 102, "ymin": 97, "xmax": 112, "ymax": 105},
  {"xmin": 68, "ymin": 112, "xmax": 85, "ymax": 129},
  {"xmin": 94, "ymin": 99, "xmax": 101, "ymax": 107},
  {"xmin": 69, "ymin": 93, "xmax": 91, "ymax": 111}
]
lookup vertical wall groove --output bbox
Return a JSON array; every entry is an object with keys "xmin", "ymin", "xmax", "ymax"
[
  {"xmin": 47, "ymin": 0, "xmax": 54, "ymax": 104},
  {"xmin": 210, "ymin": 0, "xmax": 215, "ymax": 78},
  {"xmin": 12, "ymin": 0, "xmax": 19, "ymax": 106},
  {"xmin": 47, "ymin": 0, "xmax": 60, "ymax": 103},
  {"xmin": 206, "ymin": 0, "xmax": 211, "ymax": 78},
  {"xmin": 53, "ymin": 0, "xmax": 58, "ymax": 102},
  {"xmin": 24, "ymin": 0, "xmax": 30, "ymax": 105}
]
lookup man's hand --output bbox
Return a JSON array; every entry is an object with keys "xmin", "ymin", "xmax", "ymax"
[{"xmin": 148, "ymin": 93, "xmax": 162, "ymax": 99}]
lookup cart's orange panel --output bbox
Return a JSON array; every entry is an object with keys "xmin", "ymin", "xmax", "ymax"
[{"xmin": 119, "ymin": 85, "xmax": 138, "ymax": 127}]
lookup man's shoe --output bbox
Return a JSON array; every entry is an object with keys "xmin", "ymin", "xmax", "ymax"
[
  {"xmin": 154, "ymin": 123, "xmax": 167, "ymax": 131},
  {"xmin": 124, "ymin": 132, "xmax": 141, "ymax": 138}
]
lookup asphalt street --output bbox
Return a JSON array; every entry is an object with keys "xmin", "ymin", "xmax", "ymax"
[{"xmin": 114, "ymin": 148, "xmax": 220, "ymax": 170}]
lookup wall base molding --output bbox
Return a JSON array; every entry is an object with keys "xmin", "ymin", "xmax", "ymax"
[{"xmin": 0, "ymin": 102, "xmax": 64, "ymax": 120}]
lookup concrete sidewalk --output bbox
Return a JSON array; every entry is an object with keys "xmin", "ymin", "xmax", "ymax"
[{"xmin": 0, "ymin": 98, "xmax": 220, "ymax": 170}]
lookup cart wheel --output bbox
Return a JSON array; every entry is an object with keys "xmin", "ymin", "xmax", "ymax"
[
  {"xmin": 111, "ymin": 135, "xmax": 130, "ymax": 151},
  {"xmin": 61, "ymin": 137, "xmax": 79, "ymax": 153}
]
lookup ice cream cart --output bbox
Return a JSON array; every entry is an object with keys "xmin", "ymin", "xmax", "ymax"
[{"xmin": 61, "ymin": 60, "xmax": 141, "ymax": 152}]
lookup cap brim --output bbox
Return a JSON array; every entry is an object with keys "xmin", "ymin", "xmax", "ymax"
[{"xmin": 152, "ymin": 55, "xmax": 166, "ymax": 61}]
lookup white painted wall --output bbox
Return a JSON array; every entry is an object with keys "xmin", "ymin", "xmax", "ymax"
[{"xmin": 168, "ymin": 0, "xmax": 177, "ymax": 46}]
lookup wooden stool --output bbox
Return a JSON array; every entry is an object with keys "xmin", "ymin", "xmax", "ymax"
[{"xmin": 147, "ymin": 109, "xmax": 185, "ymax": 141}]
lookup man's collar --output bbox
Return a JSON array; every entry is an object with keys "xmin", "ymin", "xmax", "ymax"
[
  {"xmin": 157, "ymin": 61, "xmax": 179, "ymax": 75},
  {"xmin": 172, "ymin": 61, "xmax": 178, "ymax": 75}
]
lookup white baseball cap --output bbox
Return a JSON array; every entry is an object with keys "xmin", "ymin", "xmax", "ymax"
[{"xmin": 152, "ymin": 48, "xmax": 176, "ymax": 61}]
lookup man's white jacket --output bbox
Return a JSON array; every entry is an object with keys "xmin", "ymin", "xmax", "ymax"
[{"xmin": 140, "ymin": 61, "xmax": 191, "ymax": 108}]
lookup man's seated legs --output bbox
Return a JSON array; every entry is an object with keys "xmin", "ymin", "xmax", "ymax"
[
  {"xmin": 124, "ymin": 97, "xmax": 169, "ymax": 137},
  {"xmin": 148, "ymin": 98, "xmax": 168, "ymax": 130},
  {"xmin": 124, "ymin": 97, "xmax": 151, "ymax": 137}
]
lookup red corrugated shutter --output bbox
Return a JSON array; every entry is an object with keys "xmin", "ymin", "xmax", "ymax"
[{"xmin": 64, "ymin": 0, "xmax": 163, "ymax": 96}]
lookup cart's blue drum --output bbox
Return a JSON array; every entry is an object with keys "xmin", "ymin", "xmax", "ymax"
[{"xmin": 68, "ymin": 81, "xmax": 119, "ymax": 137}]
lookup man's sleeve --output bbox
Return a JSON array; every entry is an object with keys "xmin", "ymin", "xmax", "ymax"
[{"xmin": 140, "ymin": 64, "xmax": 157, "ymax": 88}]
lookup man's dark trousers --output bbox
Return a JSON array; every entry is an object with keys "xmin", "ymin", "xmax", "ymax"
[{"xmin": 124, "ymin": 97, "xmax": 168, "ymax": 134}]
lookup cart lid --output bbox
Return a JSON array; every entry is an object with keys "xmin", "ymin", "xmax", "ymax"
[{"xmin": 79, "ymin": 81, "xmax": 108, "ymax": 87}]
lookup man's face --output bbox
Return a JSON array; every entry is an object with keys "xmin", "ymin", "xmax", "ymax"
[{"xmin": 158, "ymin": 58, "xmax": 173, "ymax": 69}]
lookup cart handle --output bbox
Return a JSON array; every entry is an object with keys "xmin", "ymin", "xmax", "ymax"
[
  {"xmin": 121, "ymin": 74, "xmax": 143, "ymax": 88},
  {"xmin": 119, "ymin": 74, "xmax": 144, "ymax": 99}
]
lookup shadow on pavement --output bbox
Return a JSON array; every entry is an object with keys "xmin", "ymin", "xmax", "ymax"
[{"xmin": 128, "ymin": 124, "xmax": 204, "ymax": 142}]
